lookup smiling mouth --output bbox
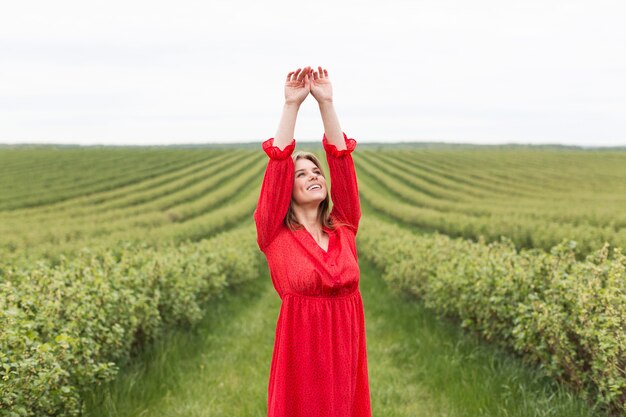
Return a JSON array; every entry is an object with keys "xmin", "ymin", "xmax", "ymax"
[{"xmin": 307, "ymin": 185, "xmax": 322, "ymax": 191}]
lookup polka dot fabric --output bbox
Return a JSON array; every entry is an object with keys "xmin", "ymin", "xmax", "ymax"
[{"xmin": 253, "ymin": 132, "xmax": 372, "ymax": 416}]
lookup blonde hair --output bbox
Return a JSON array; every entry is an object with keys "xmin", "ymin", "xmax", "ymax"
[{"xmin": 285, "ymin": 151, "xmax": 351, "ymax": 232}]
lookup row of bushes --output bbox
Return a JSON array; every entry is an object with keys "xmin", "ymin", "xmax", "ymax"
[
  {"xmin": 0, "ymin": 153, "xmax": 263, "ymax": 255},
  {"xmin": 0, "ymin": 225, "xmax": 261, "ymax": 417},
  {"xmin": 364, "ymin": 149, "xmax": 626, "ymax": 229},
  {"xmin": 0, "ymin": 179, "xmax": 262, "ymax": 270},
  {"xmin": 355, "ymin": 167, "xmax": 626, "ymax": 259},
  {"xmin": 357, "ymin": 216, "xmax": 626, "ymax": 416}
]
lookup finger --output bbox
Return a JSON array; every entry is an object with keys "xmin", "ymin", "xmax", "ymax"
[
  {"xmin": 318, "ymin": 66, "xmax": 324, "ymax": 78},
  {"xmin": 312, "ymin": 70, "xmax": 318, "ymax": 81},
  {"xmin": 323, "ymin": 69, "xmax": 328, "ymax": 78},
  {"xmin": 297, "ymin": 66, "xmax": 308, "ymax": 82},
  {"xmin": 293, "ymin": 68, "xmax": 302, "ymax": 81},
  {"xmin": 286, "ymin": 71, "xmax": 294, "ymax": 82}
]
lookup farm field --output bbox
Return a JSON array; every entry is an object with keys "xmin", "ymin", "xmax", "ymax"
[{"xmin": 1, "ymin": 143, "xmax": 624, "ymax": 416}]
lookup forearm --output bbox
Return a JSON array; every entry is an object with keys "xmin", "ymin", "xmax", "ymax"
[
  {"xmin": 274, "ymin": 102, "xmax": 300, "ymax": 151},
  {"xmin": 318, "ymin": 100, "xmax": 346, "ymax": 150}
]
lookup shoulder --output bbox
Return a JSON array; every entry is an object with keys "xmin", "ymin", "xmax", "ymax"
[{"xmin": 260, "ymin": 224, "xmax": 294, "ymax": 253}]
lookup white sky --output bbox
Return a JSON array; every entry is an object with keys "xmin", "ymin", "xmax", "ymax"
[{"xmin": 1, "ymin": 0, "xmax": 625, "ymax": 146}]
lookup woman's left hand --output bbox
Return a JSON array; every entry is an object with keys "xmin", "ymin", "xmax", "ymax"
[{"xmin": 311, "ymin": 66, "xmax": 333, "ymax": 103}]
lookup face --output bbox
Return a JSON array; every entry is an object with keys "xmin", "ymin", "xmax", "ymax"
[{"xmin": 292, "ymin": 158, "xmax": 327, "ymax": 207}]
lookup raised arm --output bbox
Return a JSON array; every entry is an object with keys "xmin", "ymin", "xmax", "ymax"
[
  {"xmin": 322, "ymin": 131, "xmax": 361, "ymax": 234},
  {"xmin": 273, "ymin": 66, "xmax": 311, "ymax": 150},
  {"xmin": 253, "ymin": 137, "xmax": 296, "ymax": 252},
  {"xmin": 253, "ymin": 66, "xmax": 312, "ymax": 252},
  {"xmin": 311, "ymin": 66, "xmax": 346, "ymax": 151},
  {"xmin": 311, "ymin": 67, "xmax": 361, "ymax": 233}
]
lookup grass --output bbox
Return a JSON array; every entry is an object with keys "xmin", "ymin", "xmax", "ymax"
[
  {"xmin": 82, "ymin": 258, "xmax": 608, "ymax": 417},
  {"xmin": 361, "ymin": 255, "xmax": 605, "ymax": 417},
  {"xmin": 82, "ymin": 264, "xmax": 274, "ymax": 416}
]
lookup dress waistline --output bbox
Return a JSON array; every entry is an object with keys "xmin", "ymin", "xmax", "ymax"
[{"xmin": 282, "ymin": 288, "xmax": 360, "ymax": 301}]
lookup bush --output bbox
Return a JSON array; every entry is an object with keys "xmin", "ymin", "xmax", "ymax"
[
  {"xmin": 358, "ymin": 216, "xmax": 626, "ymax": 415},
  {"xmin": 0, "ymin": 226, "xmax": 261, "ymax": 417}
]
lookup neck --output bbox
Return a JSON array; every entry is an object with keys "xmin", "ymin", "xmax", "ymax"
[{"xmin": 292, "ymin": 203, "xmax": 322, "ymax": 231}]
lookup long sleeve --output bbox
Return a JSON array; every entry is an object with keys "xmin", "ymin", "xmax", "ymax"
[
  {"xmin": 322, "ymin": 132, "xmax": 361, "ymax": 234},
  {"xmin": 253, "ymin": 137, "xmax": 296, "ymax": 252}
]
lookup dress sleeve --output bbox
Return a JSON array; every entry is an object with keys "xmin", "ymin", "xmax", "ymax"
[
  {"xmin": 253, "ymin": 137, "xmax": 296, "ymax": 252},
  {"xmin": 322, "ymin": 132, "xmax": 361, "ymax": 234}
]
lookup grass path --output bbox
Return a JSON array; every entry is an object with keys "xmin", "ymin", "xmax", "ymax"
[{"xmin": 84, "ymin": 259, "xmax": 606, "ymax": 416}]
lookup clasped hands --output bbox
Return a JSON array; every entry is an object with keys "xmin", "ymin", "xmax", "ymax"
[{"xmin": 284, "ymin": 66, "xmax": 333, "ymax": 106}]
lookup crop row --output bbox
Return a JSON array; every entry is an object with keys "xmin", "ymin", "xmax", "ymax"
[
  {"xmin": 0, "ymin": 153, "xmax": 264, "ymax": 257},
  {"xmin": 354, "ymin": 156, "xmax": 626, "ymax": 258},
  {"xmin": 1, "ymin": 173, "xmax": 263, "ymax": 267},
  {"xmin": 357, "ymin": 215, "xmax": 626, "ymax": 416},
  {"xmin": 356, "ymin": 154, "xmax": 626, "ymax": 235},
  {"xmin": 0, "ymin": 223, "xmax": 261, "ymax": 417},
  {"xmin": 398, "ymin": 148, "xmax": 626, "ymax": 196},
  {"xmin": 0, "ymin": 147, "xmax": 216, "ymax": 211},
  {"xmin": 373, "ymin": 151, "xmax": 626, "ymax": 228},
  {"xmin": 0, "ymin": 150, "xmax": 234, "ymax": 221},
  {"xmin": 0, "ymin": 151, "xmax": 258, "ymax": 233}
]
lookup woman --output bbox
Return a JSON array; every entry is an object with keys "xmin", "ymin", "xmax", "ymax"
[{"xmin": 253, "ymin": 66, "xmax": 372, "ymax": 417}]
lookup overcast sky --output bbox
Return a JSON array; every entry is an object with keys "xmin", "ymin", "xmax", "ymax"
[{"xmin": 1, "ymin": 0, "xmax": 625, "ymax": 146}]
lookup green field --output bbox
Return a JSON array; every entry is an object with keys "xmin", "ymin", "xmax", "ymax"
[{"xmin": 1, "ymin": 143, "xmax": 624, "ymax": 416}]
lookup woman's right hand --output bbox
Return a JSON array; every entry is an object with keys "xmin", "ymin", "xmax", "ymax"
[{"xmin": 284, "ymin": 66, "xmax": 311, "ymax": 106}]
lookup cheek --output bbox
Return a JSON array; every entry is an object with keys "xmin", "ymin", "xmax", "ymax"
[{"xmin": 293, "ymin": 179, "xmax": 304, "ymax": 194}]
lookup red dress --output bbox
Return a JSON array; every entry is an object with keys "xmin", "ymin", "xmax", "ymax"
[{"xmin": 254, "ymin": 132, "xmax": 372, "ymax": 417}]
